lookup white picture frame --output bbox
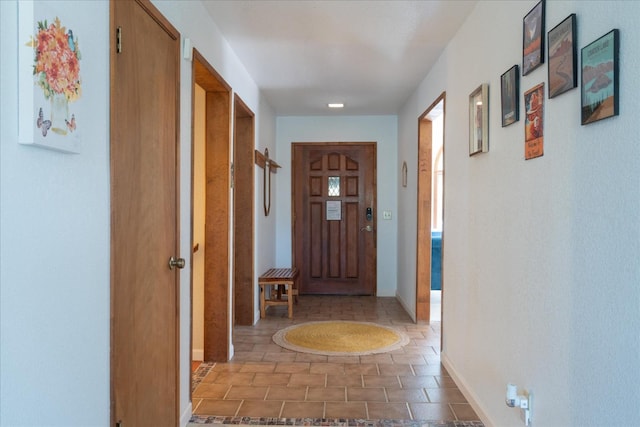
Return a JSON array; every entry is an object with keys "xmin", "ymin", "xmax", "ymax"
[{"xmin": 18, "ymin": 1, "xmax": 82, "ymax": 153}]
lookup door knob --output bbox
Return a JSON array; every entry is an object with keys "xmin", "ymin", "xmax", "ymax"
[
  {"xmin": 360, "ymin": 225, "xmax": 373, "ymax": 232},
  {"xmin": 168, "ymin": 256, "xmax": 185, "ymax": 270}
]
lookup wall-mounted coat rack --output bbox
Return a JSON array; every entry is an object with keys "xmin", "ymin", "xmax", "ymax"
[{"xmin": 255, "ymin": 148, "xmax": 280, "ymax": 216}]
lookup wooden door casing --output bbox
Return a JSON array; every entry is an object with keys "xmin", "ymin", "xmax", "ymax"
[
  {"xmin": 233, "ymin": 95, "xmax": 255, "ymax": 326},
  {"xmin": 293, "ymin": 143, "xmax": 377, "ymax": 295},
  {"xmin": 416, "ymin": 116, "xmax": 433, "ymax": 322},
  {"xmin": 416, "ymin": 93, "xmax": 446, "ymax": 324},
  {"xmin": 190, "ymin": 50, "xmax": 232, "ymax": 364},
  {"xmin": 110, "ymin": 0, "xmax": 180, "ymax": 425}
]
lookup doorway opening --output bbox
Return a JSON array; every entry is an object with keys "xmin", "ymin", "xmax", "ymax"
[
  {"xmin": 416, "ymin": 93, "xmax": 445, "ymax": 324},
  {"xmin": 190, "ymin": 50, "xmax": 231, "ymax": 376}
]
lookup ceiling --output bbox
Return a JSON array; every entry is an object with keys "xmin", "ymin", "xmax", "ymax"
[{"xmin": 201, "ymin": 0, "xmax": 478, "ymax": 116}]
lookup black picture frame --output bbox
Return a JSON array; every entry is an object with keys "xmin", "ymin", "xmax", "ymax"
[
  {"xmin": 522, "ymin": 0, "xmax": 545, "ymax": 76},
  {"xmin": 548, "ymin": 14, "xmax": 577, "ymax": 98},
  {"xmin": 501, "ymin": 65, "xmax": 520, "ymax": 127},
  {"xmin": 581, "ymin": 29, "xmax": 619, "ymax": 125}
]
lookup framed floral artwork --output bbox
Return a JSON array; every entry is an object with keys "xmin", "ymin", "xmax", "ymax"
[{"xmin": 19, "ymin": 1, "xmax": 82, "ymax": 153}]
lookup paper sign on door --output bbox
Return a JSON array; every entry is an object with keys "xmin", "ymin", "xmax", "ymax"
[{"xmin": 326, "ymin": 200, "xmax": 341, "ymax": 221}]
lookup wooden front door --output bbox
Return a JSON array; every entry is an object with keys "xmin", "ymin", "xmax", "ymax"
[
  {"xmin": 293, "ymin": 143, "xmax": 377, "ymax": 295},
  {"xmin": 110, "ymin": 1, "xmax": 180, "ymax": 425}
]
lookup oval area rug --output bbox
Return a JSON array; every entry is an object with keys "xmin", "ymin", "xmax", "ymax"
[{"xmin": 272, "ymin": 321, "xmax": 410, "ymax": 356}]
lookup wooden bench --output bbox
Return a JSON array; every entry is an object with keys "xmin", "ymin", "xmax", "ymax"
[{"xmin": 258, "ymin": 267, "xmax": 299, "ymax": 319}]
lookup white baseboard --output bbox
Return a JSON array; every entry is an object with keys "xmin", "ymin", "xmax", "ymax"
[
  {"xmin": 395, "ymin": 293, "xmax": 416, "ymax": 322},
  {"xmin": 192, "ymin": 349, "xmax": 204, "ymax": 361},
  {"xmin": 441, "ymin": 352, "xmax": 494, "ymax": 427},
  {"xmin": 180, "ymin": 401, "xmax": 193, "ymax": 427}
]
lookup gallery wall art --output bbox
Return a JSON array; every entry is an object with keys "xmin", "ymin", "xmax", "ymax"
[
  {"xmin": 581, "ymin": 29, "xmax": 619, "ymax": 125},
  {"xmin": 500, "ymin": 65, "xmax": 519, "ymax": 127},
  {"xmin": 524, "ymin": 83, "xmax": 544, "ymax": 160},
  {"xmin": 548, "ymin": 14, "xmax": 577, "ymax": 98},
  {"xmin": 19, "ymin": 1, "xmax": 83, "ymax": 153},
  {"xmin": 522, "ymin": 0, "xmax": 545, "ymax": 76},
  {"xmin": 502, "ymin": 3, "xmax": 623, "ymax": 161}
]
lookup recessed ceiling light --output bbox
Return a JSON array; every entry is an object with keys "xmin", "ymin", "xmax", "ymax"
[{"xmin": 328, "ymin": 103, "xmax": 344, "ymax": 108}]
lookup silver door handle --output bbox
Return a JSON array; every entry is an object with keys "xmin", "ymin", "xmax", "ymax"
[
  {"xmin": 360, "ymin": 225, "xmax": 373, "ymax": 232},
  {"xmin": 168, "ymin": 256, "xmax": 185, "ymax": 270}
]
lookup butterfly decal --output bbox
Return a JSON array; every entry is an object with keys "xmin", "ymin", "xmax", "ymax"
[
  {"xmin": 67, "ymin": 29, "xmax": 76, "ymax": 53},
  {"xmin": 66, "ymin": 114, "xmax": 76, "ymax": 132},
  {"xmin": 37, "ymin": 107, "xmax": 52, "ymax": 137}
]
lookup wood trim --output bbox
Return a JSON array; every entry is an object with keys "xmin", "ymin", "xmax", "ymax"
[
  {"xmin": 416, "ymin": 118, "xmax": 432, "ymax": 322},
  {"xmin": 135, "ymin": 0, "xmax": 180, "ymax": 40},
  {"xmin": 255, "ymin": 149, "xmax": 281, "ymax": 171},
  {"xmin": 233, "ymin": 93, "xmax": 255, "ymax": 326},
  {"xmin": 192, "ymin": 50, "xmax": 231, "ymax": 93},
  {"xmin": 191, "ymin": 50, "xmax": 231, "ymax": 363},
  {"xmin": 109, "ymin": 4, "xmax": 116, "ymax": 423},
  {"xmin": 204, "ymin": 90, "xmax": 230, "ymax": 361},
  {"xmin": 415, "ymin": 92, "xmax": 446, "ymax": 325},
  {"xmin": 234, "ymin": 94, "xmax": 254, "ymax": 118}
]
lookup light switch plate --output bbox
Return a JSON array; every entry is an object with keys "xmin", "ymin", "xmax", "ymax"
[{"xmin": 383, "ymin": 210, "xmax": 392, "ymax": 220}]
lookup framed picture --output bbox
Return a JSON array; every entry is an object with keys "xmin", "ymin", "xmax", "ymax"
[
  {"xmin": 522, "ymin": 0, "xmax": 545, "ymax": 76},
  {"xmin": 18, "ymin": 1, "xmax": 83, "ymax": 153},
  {"xmin": 469, "ymin": 83, "xmax": 489, "ymax": 156},
  {"xmin": 524, "ymin": 83, "xmax": 544, "ymax": 160},
  {"xmin": 581, "ymin": 29, "xmax": 619, "ymax": 125},
  {"xmin": 548, "ymin": 14, "xmax": 577, "ymax": 98},
  {"xmin": 401, "ymin": 161, "xmax": 408, "ymax": 187},
  {"xmin": 501, "ymin": 65, "xmax": 519, "ymax": 127}
]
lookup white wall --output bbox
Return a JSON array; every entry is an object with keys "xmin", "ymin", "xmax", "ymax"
[
  {"xmin": 275, "ymin": 116, "xmax": 398, "ymax": 297},
  {"xmin": 0, "ymin": 1, "xmax": 110, "ymax": 425},
  {"xmin": 397, "ymin": 1, "xmax": 640, "ymax": 426}
]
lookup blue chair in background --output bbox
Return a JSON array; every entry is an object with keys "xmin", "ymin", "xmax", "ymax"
[{"xmin": 431, "ymin": 231, "xmax": 442, "ymax": 290}]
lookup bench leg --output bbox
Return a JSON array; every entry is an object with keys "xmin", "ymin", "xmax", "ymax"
[
  {"xmin": 287, "ymin": 283, "xmax": 293, "ymax": 319},
  {"xmin": 259, "ymin": 284, "xmax": 266, "ymax": 318}
]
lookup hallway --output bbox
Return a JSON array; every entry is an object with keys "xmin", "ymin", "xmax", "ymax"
[{"xmin": 190, "ymin": 296, "xmax": 482, "ymax": 425}]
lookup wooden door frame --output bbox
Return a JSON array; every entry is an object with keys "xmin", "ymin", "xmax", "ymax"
[
  {"xmin": 190, "ymin": 50, "xmax": 231, "ymax": 363},
  {"xmin": 291, "ymin": 142, "xmax": 377, "ymax": 295},
  {"xmin": 233, "ymin": 94, "xmax": 255, "ymax": 326},
  {"xmin": 416, "ymin": 92, "xmax": 446, "ymax": 323}
]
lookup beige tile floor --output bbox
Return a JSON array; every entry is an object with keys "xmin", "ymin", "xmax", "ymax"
[{"xmin": 191, "ymin": 295, "xmax": 480, "ymax": 423}]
